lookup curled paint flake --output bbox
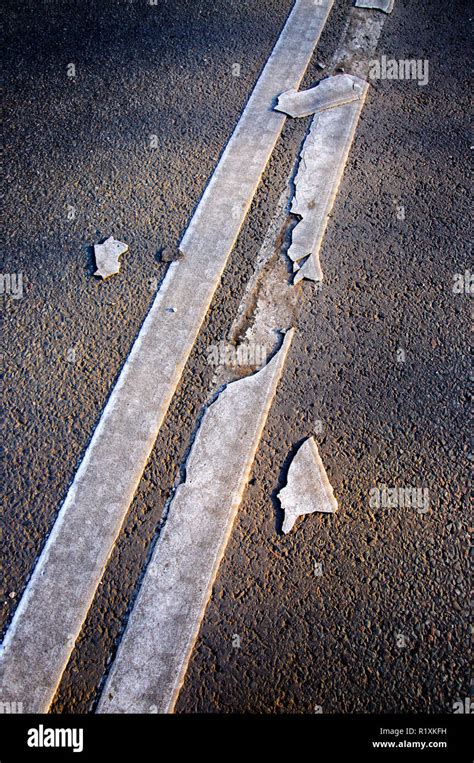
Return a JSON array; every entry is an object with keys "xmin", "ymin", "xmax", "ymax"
[
  {"xmin": 275, "ymin": 74, "xmax": 366, "ymax": 118},
  {"xmin": 278, "ymin": 437, "xmax": 338, "ymax": 533},
  {"xmin": 93, "ymin": 237, "xmax": 128, "ymax": 279}
]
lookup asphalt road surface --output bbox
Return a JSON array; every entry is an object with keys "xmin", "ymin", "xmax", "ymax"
[{"xmin": 2, "ymin": 0, "xmax": 470, "ymax": 713}]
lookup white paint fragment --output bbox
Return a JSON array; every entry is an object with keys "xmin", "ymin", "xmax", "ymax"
[
  {"xmin": 288, "ymin": 79, "xmax": 368, "ymax": 283},
  {"xmin": 292, "ymin": 250, "xmax": 323, "ymax": 282},
  {"xmin": 355, "ymin": 0, "xmax": 394, "ymax": 14},
  {"xmin": 275, "ymin": 74, "xmax": 366, "ymax": 118},
  {"xmin": 93, "ymin": 237, "xmax": 128, "ymax": 279},
  {"xmin": 278, "ymin": 437, "xmax": 337, "ymax": 533}
]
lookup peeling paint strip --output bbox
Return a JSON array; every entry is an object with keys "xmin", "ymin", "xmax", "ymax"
[
  {"xmin": 98, "ymin": 330, "xmax": 295, "ymax": 714},
  {"xmin": 355, "ymin": 0, "xmax": 394, "ymax": 14},
  {"xmin": 289, "ymin": 82, "xmax": 369, "ymax": 283},
  {"xmin": 286, "ymin": 8, "xmax": 387, "ymax": 283},
  {"xmin": 0, "ymin": 1, "xmax": 334, "ymax": 713},
  {"xmin": 275, "ymin": 74, "xmax": 366, "ymax": 118}
]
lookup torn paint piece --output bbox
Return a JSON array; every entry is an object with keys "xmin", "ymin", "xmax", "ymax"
[
  {"xmin": 288, "ymin": 83, "xmax": 368, "ymax": 283},
  {"xmin": 354, "ymin": 0, "xmax": 394, "ymax": 14},
  {"xmin": 293, "ymin": 254, "xmax": 323, "ymax": 284},
  {"xmin": 275, "ymin": 74, "xmax": 366, "ymax": 118},
  {"xmin": 278, "ymin": 437, "xmax": 337, "ymax": 533},
  {"xmin": 93, "ymin": 237, "xmax": 128, "ymax": 279}
]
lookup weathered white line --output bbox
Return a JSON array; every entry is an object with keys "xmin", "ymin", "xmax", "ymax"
[
  {"xmin": 179, "ymin": 0, "xmax": 334, "ymax": 260},
  {"xmin": 331, "ymin": 7, "xmax": 385, "ymax": 79},
  {"xmin": 0, "ymin": 0, "xmax": 334, "ymax": 712},
  {"xmin": 98, "ymin": 330, "xmax": 295, "ymax": 714}
]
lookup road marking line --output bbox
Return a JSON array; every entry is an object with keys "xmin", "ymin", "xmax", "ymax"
[
  {"xmin": 98, "ymin": 330, "xmax": 295, "ymax": 714},
  {"xmin": 179, "ymin": 0, "xmax": 334, "ymax": 260},
  {"xmin": 331, "ymin": 7, "xmax": 385, "ymax": 78},
  {"xmin": 0, "ymin": 0, "xmax": 334, "ymax": 712}
]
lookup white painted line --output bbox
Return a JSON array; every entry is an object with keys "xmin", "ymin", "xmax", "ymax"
[
  {"xmin": 98, "ymin": 330, "xmax": 295, "ymax": 714},
  {"xmin": 179, "ymin": 0, "xmax": 334, "ymax": 260},
  {"xmin": 331, "ymin": 7, "xmax": 385, "ymax": 78},
  {"xmin": 0, "ymin": 0, "xmax": 334, "ymax": 712},
  {"xmin": 283, "ymin": 6, "xmax": 388, "ymax": 284},
  {"xmin": 229, "ymin": 13, "xmax": 387, "ymax": 327}
]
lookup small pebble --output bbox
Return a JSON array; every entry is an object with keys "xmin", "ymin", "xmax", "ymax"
[{"xmin": 161, "ymin": 248, "xmax": 184, "ymax": 263}]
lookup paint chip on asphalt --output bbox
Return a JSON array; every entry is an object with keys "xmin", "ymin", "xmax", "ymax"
[
  {"xmin": 354, "ymin": 0, "xmax": 394, "ymax": 13},
  {"xmin": 278, "ymin": 437, "xmax": 337, "ymax": 533},
  {"xmin": 293, "ymin": 252, "xmax": 323, "ymax": 283},
  {"xmin": 93, "ymin": 237, "xmax": 128, "ymax": 279},
  {"xmin": 275, "ymin": 74, "xmax": 366, "ymax": 118}
]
